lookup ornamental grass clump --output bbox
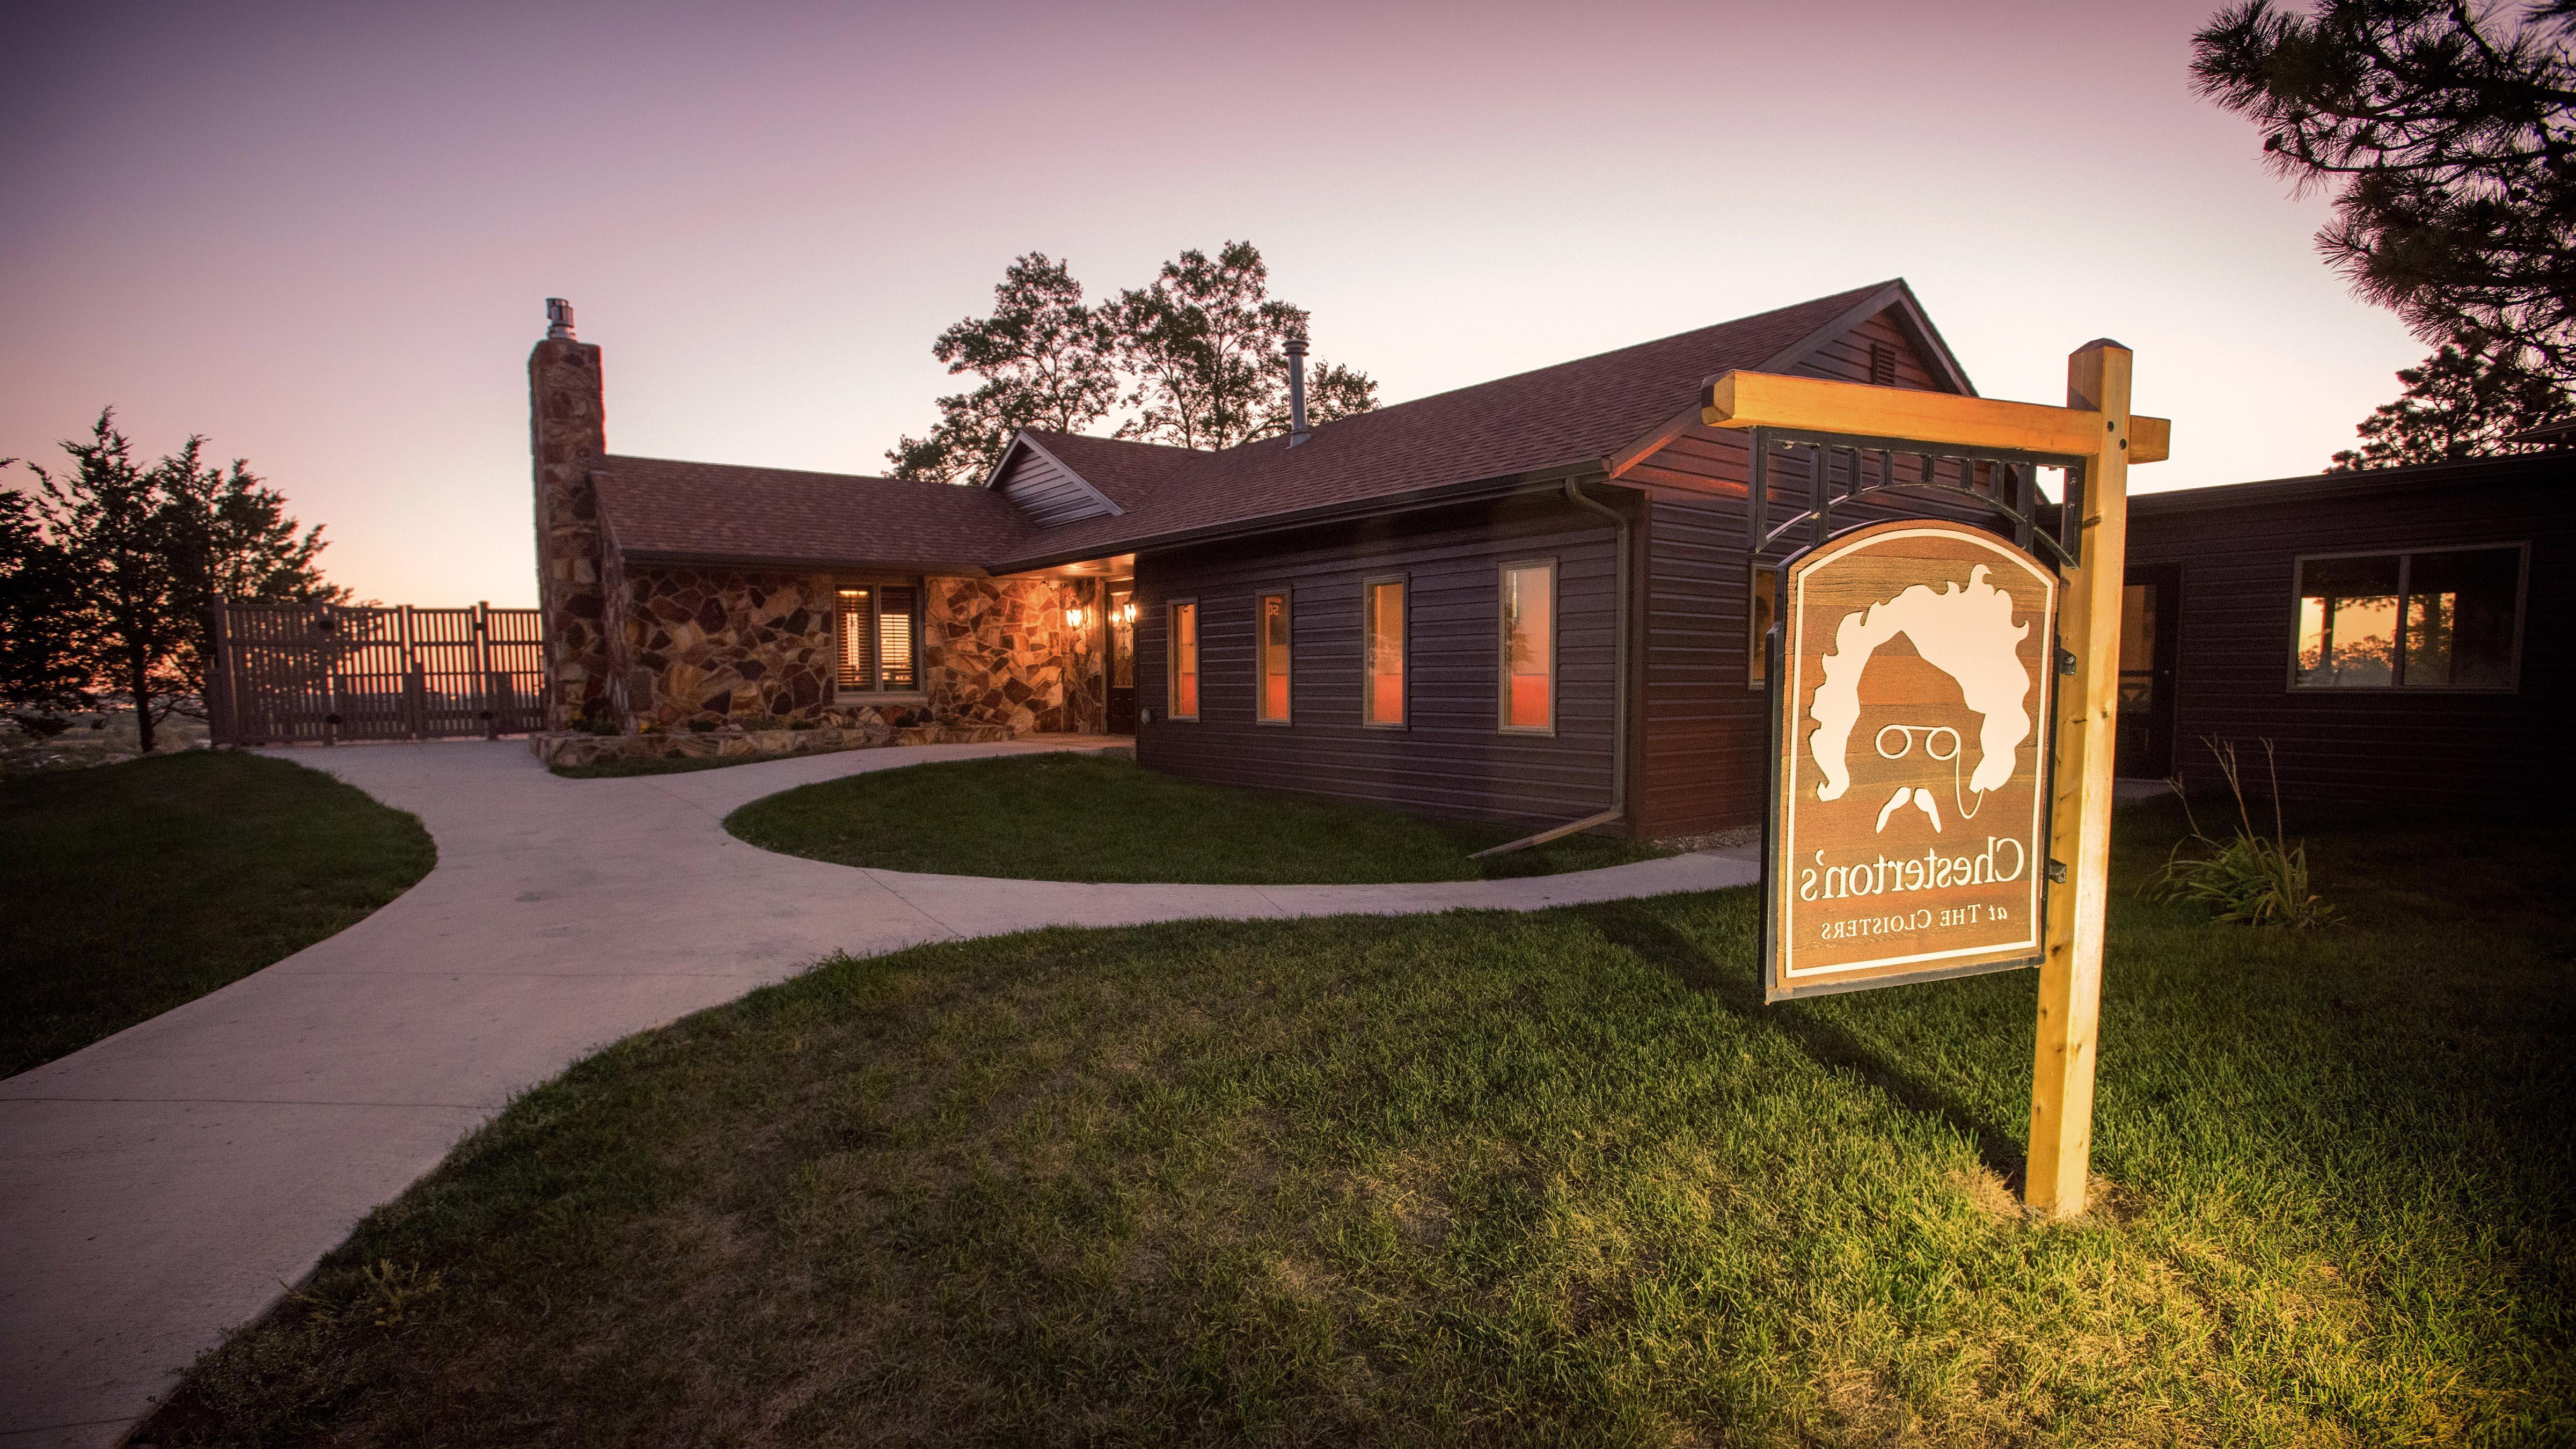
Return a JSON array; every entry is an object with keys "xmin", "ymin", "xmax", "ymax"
[{"xmin": 2152, "ymin": 738, "xmax": 2336, "ymax": 929}]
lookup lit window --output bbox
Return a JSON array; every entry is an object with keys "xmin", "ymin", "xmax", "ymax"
[
  {"xmin": 837, "ymin": 583, "xmax": 921, "ymax": 694},
  {"xmin": 1748, "ymin": 565, "xmax": 1777, "ymax": 688},
  {"xmin": 1169, "ymin": 601, "xmax": 1199, "ymax": 719},
  {"xmin": 1364, "ymin": 578, "xmax": 1406, "ymax": 726},
  {"xmin": 1257, "ymin": 592, "xmax": 1291, "ymax": 723},
  {"xmin": 2294, "ymin": 546, "xmax": 2522, "ymax": 690},
  {"xmin": 1499, "ymin": 560, "xmax": 1554, "ymax": 733},
  {"xmin": 837, "ymin": 588, "xmax": 874, "ymax": 690}
]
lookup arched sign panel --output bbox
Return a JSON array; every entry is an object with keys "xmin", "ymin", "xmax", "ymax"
[{"xmin": 1764, "ymin": 520, "xmax": 2059, "ymax": 1001}]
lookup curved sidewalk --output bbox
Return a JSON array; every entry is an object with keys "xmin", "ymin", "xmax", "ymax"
[{"xmin": 0, "ymin": 737, "xmax": 1758, "ymax": 1447}]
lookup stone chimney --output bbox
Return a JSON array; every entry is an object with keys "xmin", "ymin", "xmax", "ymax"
[{"xmin": 530, "ymin": 298, "xmax": 611, "ymax": 729}]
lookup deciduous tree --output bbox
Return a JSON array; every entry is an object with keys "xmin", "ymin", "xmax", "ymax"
[
  {"xmin": 1115, "ymin": 240, "xmax": 1376, "ymax": 451},
  {"xmin": 889, "ymin": 242, "xmax": 1377, "ymax": 471},
  {"xmin": 887, "ymin": 253, "xmax": 1118, "ymax": 482}
]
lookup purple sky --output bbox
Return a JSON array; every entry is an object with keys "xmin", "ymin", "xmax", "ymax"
[{"xmin": 2, "ymin": 0, "xmax": 2424, "ymax": 606}]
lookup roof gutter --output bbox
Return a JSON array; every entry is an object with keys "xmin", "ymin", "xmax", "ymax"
[{"xmin": 1472, "ymin": 477, "xmax": 1634, "ymax": 858}]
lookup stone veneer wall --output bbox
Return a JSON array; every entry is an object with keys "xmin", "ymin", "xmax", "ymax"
[
  {"xmin": 930, "ymin": 576, "xmax": 1106, "ymax": 736},
  {"xmin": 614, "ymin": 565, "xmax": 1107, "ymax": 736},
  {"xmin": 529, "ymin": 336, "xmax": 612, "ymax": 728}
]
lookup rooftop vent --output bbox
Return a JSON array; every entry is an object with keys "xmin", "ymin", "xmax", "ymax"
[
  {"xmin": 546, "ymin": 298, "xmax": 576, "ymax": 341},
  {"xmin": 1286, "ymin": 336, "xmax": 1310, "ymax": 447}
]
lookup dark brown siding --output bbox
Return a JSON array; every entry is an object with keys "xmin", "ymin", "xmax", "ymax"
[
  {"xmin": 2128, "ymin": 459, "xmax": 2573, "ymax": 804},
  {"xmin": 994, "ymin": 445, "xmax": 1116, "ymax": 526},
  {"xmin": 1628, "ymin": 306, "xmax": 1979, "ymax": 838},
  {"xmin": 1133, "ymin": 493, "xmax": 1624, "ymax": 829}
]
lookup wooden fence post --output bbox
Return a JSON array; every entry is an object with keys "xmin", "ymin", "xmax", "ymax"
[
  {"xmin": 2027, "ymin": 340, "xmax": 2133, "ymax": 1218},
  {"xmin": 208, "ymin": 599, "xmax": 236, "ymax": 747},
  {"xmin": 475, "ymin": 602, "xmax": 498, "ymax": 739}
]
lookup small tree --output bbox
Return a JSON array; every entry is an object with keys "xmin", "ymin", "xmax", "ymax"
[
  {"xmin": 0, "ymin": 484, "xmax": 89, "ymax": 731},
  {"xmin": 17, "ymin": 411, "xmax": 340, "ymax": 753},
  {"xmin": 886, "ymin": 253, "xmax": 1119, "ymax": 483},
  {"xmin": 22, "ymin": 414, "xmax": 189, "ymax": 750},
  {"xmin": 2329, "ymin": 336, "xmax": 2575, "ymax": 469}
]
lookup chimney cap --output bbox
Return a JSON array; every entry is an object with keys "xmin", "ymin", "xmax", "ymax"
[{"xmin": 546, "ymin": 298, "xmax": 576, "ymax": 341}]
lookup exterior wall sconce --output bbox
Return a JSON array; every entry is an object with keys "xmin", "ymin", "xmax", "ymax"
[
  {"xmin": 1115, "ymin": 601, "xmax": 1138, "ymax": 626},
  {"xmin": 1064, "ymin": 605, "xmax": 1089, "ymax": 630}
]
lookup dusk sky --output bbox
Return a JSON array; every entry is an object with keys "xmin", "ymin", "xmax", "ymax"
[{"xmin": 3, "ymin": 0, "xmax": 2426, "ymax": 606}]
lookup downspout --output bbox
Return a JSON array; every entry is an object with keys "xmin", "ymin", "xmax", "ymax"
[{"xmin": 1470, "ymin": 477, "xmax": 1633, "ymax": 858}]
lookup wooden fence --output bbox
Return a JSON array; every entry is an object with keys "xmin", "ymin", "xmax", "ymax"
[{"xmin": 208, "ymin": 601, "xmax": 549, "ymax": 745}]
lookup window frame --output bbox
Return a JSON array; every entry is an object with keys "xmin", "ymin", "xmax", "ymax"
[
  {"xmin": 1496, "ymin": 557, "xmax": 1559, "ymax": 737},
  {"xmin": 832, "ymin": 577, "xmax": 927, "ymax": 700},
  {"xmin": 1254, "ymin": 589, "xmax": 1294, "ymax": 726},
  {"xmin": 2285, "ymin": 541, "xmax": 2528, "ymax": 694},
  {"xmin": 1361, "ymin": 573, "xmax": 1409, "ymax": 729},
  {"xmin": 1747, "ymin": 564, "xmax": 1779, "ymax": 691},
  {"xmin": 1166, "ymin": 597, "xmax": 1201, "ymax": 721}
]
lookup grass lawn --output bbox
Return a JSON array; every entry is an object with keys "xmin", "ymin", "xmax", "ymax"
[
  {"xmin": 727, "ymin": 752, "xmax": 1668, "ymax": 883},
  {"xmin": 0, "ymin": 751, "xmax": 436, "ymax": 1077},
  {"xmin": 146, "ymin": 797, "xmax": 2571, "ymax": 1446}
]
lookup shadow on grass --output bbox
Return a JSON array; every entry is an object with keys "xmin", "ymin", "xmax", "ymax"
[{"xmin": 1577, "ymin": 898, "xmax": 2032, "ymax": 1187}]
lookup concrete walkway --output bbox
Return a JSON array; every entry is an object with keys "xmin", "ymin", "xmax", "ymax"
[{"xmin": 0, "ymin": 737, "xmax": 1759, "ymax": 1447}]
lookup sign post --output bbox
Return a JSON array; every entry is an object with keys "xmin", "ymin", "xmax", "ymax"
[
  {"xmin": 2026, "ymin": 342, "xmax": 2133, "ymax": 1218},
  {"xmin": 1704, "ymin": 341, "xmax": 2162, "ymax": 1218}
]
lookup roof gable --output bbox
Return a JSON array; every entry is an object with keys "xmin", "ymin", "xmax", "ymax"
[
  {"xmin": 986, "ymin": 435, "xmax": 1123, "ymax": 526},
  {"xmin": 984, "ymin": 430, "xmax": 1202, "ymax": 528},
  {"xmin": 1761, "ymin": 280, "xmax": 1973, "ymax": 397}
]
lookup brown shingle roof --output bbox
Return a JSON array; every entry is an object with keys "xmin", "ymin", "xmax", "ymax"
[
  {"xmin": 989, "ymin": 281, "xmax": 1902, "ymax": 569},
  {"xmin": 1013, "ymin": 431, "xmax": 1202, "ymax": 512},
  {"xmin": 590, "ymin": 281, "xmax": 1919, "ymax": 574},
  {"xmin": 594, "ymin": 455, "xmax": 1033, "ymax": 570}
]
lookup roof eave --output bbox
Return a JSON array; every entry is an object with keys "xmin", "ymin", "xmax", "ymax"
[
  {"xmin": 617, "ymin": 547, "xmax": 1000, "ymax": 576},
  {"xmin": 2131, "ymin": 451, "xmax": 2569, "ymax": 517},
  {"xmin": 990, "ymin": 461, "xmax": 1630, "ymax": 573}
]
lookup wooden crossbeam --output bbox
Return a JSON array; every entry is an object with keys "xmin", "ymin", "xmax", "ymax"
[{"xmin": 1703, "ymin": 370, "xmax": 2170, "ymax": 464}]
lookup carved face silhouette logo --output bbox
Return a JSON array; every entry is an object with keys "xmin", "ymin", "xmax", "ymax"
[
  {"xmin": 1764, "ymin": 523, "xmax": 2057, "ymax": 1002},
  {"xmin": 1808, "ymin": 565, "xmax": 2033, "ymax": 835}
]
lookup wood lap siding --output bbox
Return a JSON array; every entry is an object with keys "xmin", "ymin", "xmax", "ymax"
[
  {"xmin": 2128, "ymin": 469, "xmax": 2573, "ymax": 804},
  {"xmin": 1135, "ymin": 496, "xmax": 1622, "ymax": 828},
  {"xmin": 995, "ymin": 448, "xmax": 1116, "ymax": 526},
  {"xmin": 1791, "ymin": 311, "xmax": 1951, "ymax": 392},
  {"xmin": 1628, "ymin": 306, "xmax": 1974, "ymax": 837}
]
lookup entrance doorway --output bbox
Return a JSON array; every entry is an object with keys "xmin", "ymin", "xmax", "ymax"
[
  {"xmin": 2114, "ymin": 565, "xmax": 2180, "ymax": 778},
  {"xmin": 1107, "ymin": 580, "xmax": 1136, "ymax": 734}
]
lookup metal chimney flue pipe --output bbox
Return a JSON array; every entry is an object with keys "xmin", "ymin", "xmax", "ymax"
[
  {"xmin": 1286, "ymin": 335, "xmax": 1310, "ymax": 447},
  {"xmin": 546, "ymin": 298, "xmax": 576, "ymax": 341}
]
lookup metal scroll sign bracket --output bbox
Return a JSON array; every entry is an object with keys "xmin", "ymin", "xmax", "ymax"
[{"xmin": 1706, "ymin": 349, "xmax": 2171, "ymax": 1219}]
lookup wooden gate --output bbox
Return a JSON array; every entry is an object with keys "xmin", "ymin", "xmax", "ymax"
[{"xmin": 208, "ymin": 601, "xmax": 549, "ymax": 745}]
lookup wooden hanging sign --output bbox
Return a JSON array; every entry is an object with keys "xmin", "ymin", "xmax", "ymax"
[{"xmin": 1762, "ymin": 519, "xmax": 2059, "ymax": 1001}]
